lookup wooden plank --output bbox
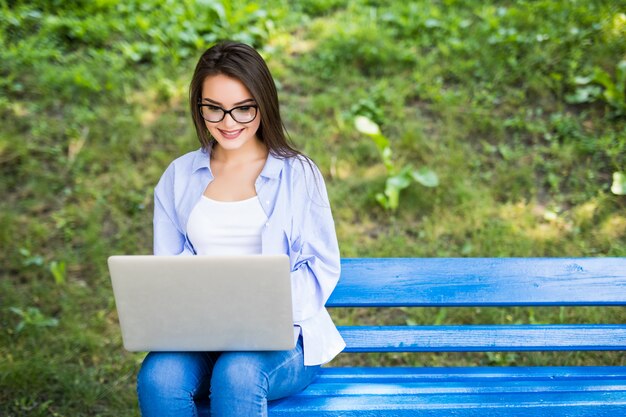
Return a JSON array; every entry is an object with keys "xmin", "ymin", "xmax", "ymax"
[
  {"xmin": 269, "ymin": 391, "xmax": 626, "ymax": 416},
  {"xmin": 328, "ymin": 258, "xmax": 626, "ymax": 307},
  {"xmin": 267, "ymin": 366, "xmax": 626, "ymax": 416},
  {"xmin": 337, "ymin": 324, "xmax": 626, "ymax": 352},
  {"xmin": 315, "ymin": 366, "xmax": 626, "ymax": 382},
  {"xmin": 298, "ymin": 380, "xmax": 626, "ymax": 395}
]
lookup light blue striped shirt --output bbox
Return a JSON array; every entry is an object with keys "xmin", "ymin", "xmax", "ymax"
[{"xmin": 153, "ymin": 148, "xmax": 345, "ymax": 365}]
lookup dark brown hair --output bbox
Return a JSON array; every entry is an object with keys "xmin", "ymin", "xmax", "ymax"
[{"xmin": 189, "ymin": 41, "xmax": 300, "ymax": 158}]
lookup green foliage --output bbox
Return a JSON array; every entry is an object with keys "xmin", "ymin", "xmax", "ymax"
[
  {"xmin": 355, "ymin": 115, "xmax": 438, "ymax": 211},
  {"xmin": 1, "ymin": 0, "xmax": 626, "ymax": 415},
  {"xmin": 593, "ymin": 61, "xmax": 626, "ymax": 115},
  {"xmin": 19, "ymin": 248, "xmax": 44, "ymax": 268},
  {"xmin": 568, "ymin": 60, "xmax": 626, "ymax": 116},
  {"xmin": 49, "ymin": 260, "xmax": 67, "ymax": 285},
  {"xmin": 9, "ymin": 307, "xmax": 59, "ymax": 333}
]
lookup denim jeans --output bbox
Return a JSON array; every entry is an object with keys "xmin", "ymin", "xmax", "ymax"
[{"xmin": 137, "ymin": 337, "xmax": 320, "ymax": 416}]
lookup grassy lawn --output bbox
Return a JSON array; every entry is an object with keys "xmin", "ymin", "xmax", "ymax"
[{"xmin": 1, "ymin": 0, "xmax": 625, "ymax": 415}]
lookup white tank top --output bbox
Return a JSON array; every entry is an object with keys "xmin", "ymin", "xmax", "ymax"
[{"xmin": 186, "ymin": 195, "xmax": 268, "ymax": 255}]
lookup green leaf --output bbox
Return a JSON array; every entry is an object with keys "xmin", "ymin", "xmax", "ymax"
[
  {"xmin": 9, "ymin": 307, "xmax": 24, "ymax": 317},
  {"xmin": 384, "ymin": 186, "xmax": 400, "ymax": 210},
  {"xmin": 565, "ymin": 86, "xmax": 602, "ymax": 104},
  {"xmin": 50, "ymin": 260, "xmax": 66, "ymax": 285},
  {"xmin": 387, "ymin": 172, "xmax": 413, "ymax": 191},
  {"xmin": 355, "ymin": 115, "xmax": 390, "ymax": 156},
  {"xmin": 590, "ymin": 62, "xmax": 626, "ymax": 112},
  {"xmin": 354, "ymin": 115, "xmax": 381, "ymax": 136},
  {"xmin": 375, "ymin": 192, "xmax": 390, "ymax": 209},
  {"xmin": 412, "ymin": 167, "xmax": 439, "ymax": 187},
  {"xmin": 38, "ymin": 317, "xmax": 60, "ymax": 328},
  {"xmin": 611, "ymin": 172, "xmax": 626, "ymax": 195},
  {"xmin": 383, "ymin": 170, "xmax": 414, "ymax": 211},
  {"xmin": 593, "ymin": 67, "xmax": 614, "ymax": 90},
  {"xmin": 20, "ymin": 248, "xmax": 44, "ymax": 267},
  {"xmin": 574, "ymin": 75, "xmax": 593, "ymax": 85},
  {"xmin": 11, "ymin": 306, "xmax": 59, "ymax": 332},
  {"xmin": 16, "ymin": 322, "xmax": 25, "ymax": 333}
]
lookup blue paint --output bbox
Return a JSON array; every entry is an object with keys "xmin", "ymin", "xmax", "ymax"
[{"xmin": 266, "ymin": 257, "xmax": 626, "ymax": 416}]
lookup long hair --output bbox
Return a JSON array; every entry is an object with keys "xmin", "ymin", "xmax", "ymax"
[{"xmin": 189, "ymin": 41, "xmax": 300, "ymax": 159}]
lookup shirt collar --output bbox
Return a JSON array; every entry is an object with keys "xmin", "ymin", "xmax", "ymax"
[
  {"xmin": 190, "ymin": 147, "xmax": 284, "ymax": 179},
  {"xmin": 191, "ymin": 148, "xmax": 211, "ymax": 173},
  {"xmin": 260, "ymin": 152, "xmax": 284, "ymax": 179}
]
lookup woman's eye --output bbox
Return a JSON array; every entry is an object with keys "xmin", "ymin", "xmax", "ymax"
[
  {"xmin": 237, "ymin": 106, "xmax": 251, "ymax": 111},
  {"xmin": 207, "ymin": 105, "xmax": 222, "ymax": 111}
]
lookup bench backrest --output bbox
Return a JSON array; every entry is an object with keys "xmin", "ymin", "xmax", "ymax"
[{"xmin": 328, "ymin": 258, "xmax": 626, "ymax": 353}]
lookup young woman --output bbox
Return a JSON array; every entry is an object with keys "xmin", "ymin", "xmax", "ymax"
[{"xmin": 137, "ymin": 41, "xmax": 345, "ymax": 416}]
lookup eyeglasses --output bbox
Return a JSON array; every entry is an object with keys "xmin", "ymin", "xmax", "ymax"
[{"xmin": 197, "ymin": 102, "xmax": 259, "ymax": 123}]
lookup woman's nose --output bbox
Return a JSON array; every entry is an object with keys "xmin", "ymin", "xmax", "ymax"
[{"xmin": 222, "ymin": 112, "xmax": 238, "ymax": 127}]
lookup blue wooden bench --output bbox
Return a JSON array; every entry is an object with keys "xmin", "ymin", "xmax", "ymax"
[{"xmin": 265, "ymin": 257, "xmax": 626, "ymax": 416}]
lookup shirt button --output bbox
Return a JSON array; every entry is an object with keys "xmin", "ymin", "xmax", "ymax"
[
  {"xmin": 265, "ymin": 222, "xmax": 270, "ymax": 227},
  {"xmin": 265, "ymin": 200, "xmax": 270, "ymax": 205}
]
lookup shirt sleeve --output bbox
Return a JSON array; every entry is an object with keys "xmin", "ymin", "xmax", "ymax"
[
  {"xmin": 153, "ymin": 163, "xmax": 194, "ymax": 256},
  {"xmin": 289, "ymin": 161, "xmax": 341, "ymax": 322}
]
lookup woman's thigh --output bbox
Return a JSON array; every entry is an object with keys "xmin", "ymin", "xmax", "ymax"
[
  {"xmin": 210, "ymin": 338, "xmax": 320, "ymax": 414},
  {"xmin": 137, "ymin": 351, "xmax": 218, "ymax": 416}
]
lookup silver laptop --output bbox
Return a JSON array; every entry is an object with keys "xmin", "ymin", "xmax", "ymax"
[{"xmin": 107, "ymin": 255, "xmax": 295, "ymax": 352}]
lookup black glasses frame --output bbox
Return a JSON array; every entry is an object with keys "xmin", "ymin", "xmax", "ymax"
[{"xmin": 197, "ymin": 102, "xmax": 259, "ymax": 124}]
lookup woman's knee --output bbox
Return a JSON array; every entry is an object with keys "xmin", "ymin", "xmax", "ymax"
[
  {"xmin": 210, "ymin": 352, "xmax": 267, "ymax": 395},
  {"xmin": 137, "ymin": 352, "xmax": 211, "ymax": 398}
]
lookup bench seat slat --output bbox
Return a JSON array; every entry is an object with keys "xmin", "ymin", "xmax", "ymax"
[
  {"xmin": 200, "ymin": 368, "xmax": 626, "ymax": 416},
  {"xmin": 315, "ymin": 366, "xmax": 626, "ymax": 381},
  {"xmin": 266, "ymin": 367, "xmax": 626, "ymax": 416},
  {"xmin": 338, "ymin": 324, "xmax": 626, "ymax": 352},
  {"xmin": 299, "ymin": 379, "xmax": 626, "ymax": 395},
  {"xmin": 328, "ymin": 258, "xmax": 626, "ymax": 307},
  {"xmin": 269, "ymin": 393, "xmax": 626, "ymax": 416}
]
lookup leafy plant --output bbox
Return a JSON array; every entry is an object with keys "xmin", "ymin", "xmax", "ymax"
[
  {"xmin": 594, "ymin": 61, "xmax": 626, "ymax": 116},
  {"xmin": 567, "ymin": 60, "xmax": 626, "ymax": 116},
  {"xmin": 9, "ymin": 307, "xmax": 59, "ymax": 333},
  {"xmin": 355, "ymin": 115, "xmax": 438, "ymax": 211},
  {"xmin": 49, "ymin": 260, "xmax": 66, "ymax": 285},
  {"xmin": 19, "ymin": 248, "xmax": 44, "ymax": 268}
]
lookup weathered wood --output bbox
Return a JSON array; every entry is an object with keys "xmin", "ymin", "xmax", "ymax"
[
  {"xmin": 328, "ymin": 258, "xmax": 626, "ymax": 307},
  {"xmin": 339, "ymin": 324, "xmax": 626, "ymax": 352},
  {"xmin": 267, "ymin": 366, "xmax": 626, "ymax": 416},
  {"xmin": 269, "ymin": 366, "xmax": 626, "ymax": 416}
]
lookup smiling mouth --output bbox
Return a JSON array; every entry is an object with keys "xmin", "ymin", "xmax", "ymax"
[{"xmin": 218, "ymin": 129, "xmax": 244, "ymax": 139}]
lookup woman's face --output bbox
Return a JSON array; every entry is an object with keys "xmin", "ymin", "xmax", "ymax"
[{"xmin": 200, "ymin": 74, "xmax": 261, "ymax": 153}]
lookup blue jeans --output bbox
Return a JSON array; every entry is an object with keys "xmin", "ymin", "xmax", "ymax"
[{"xmin": 137, "ymin": 337, "xmax": 319, "ymax": 416}]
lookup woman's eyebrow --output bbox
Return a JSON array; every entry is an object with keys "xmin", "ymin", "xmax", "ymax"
[{"xmin": 202, "ymin": 98, "xmax": 256, "ymax": 106}]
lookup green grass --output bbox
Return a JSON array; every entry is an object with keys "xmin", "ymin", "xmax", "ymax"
[{"xmin": 1, "ymin": 0, "xmax": 625, "ymax": 415}]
